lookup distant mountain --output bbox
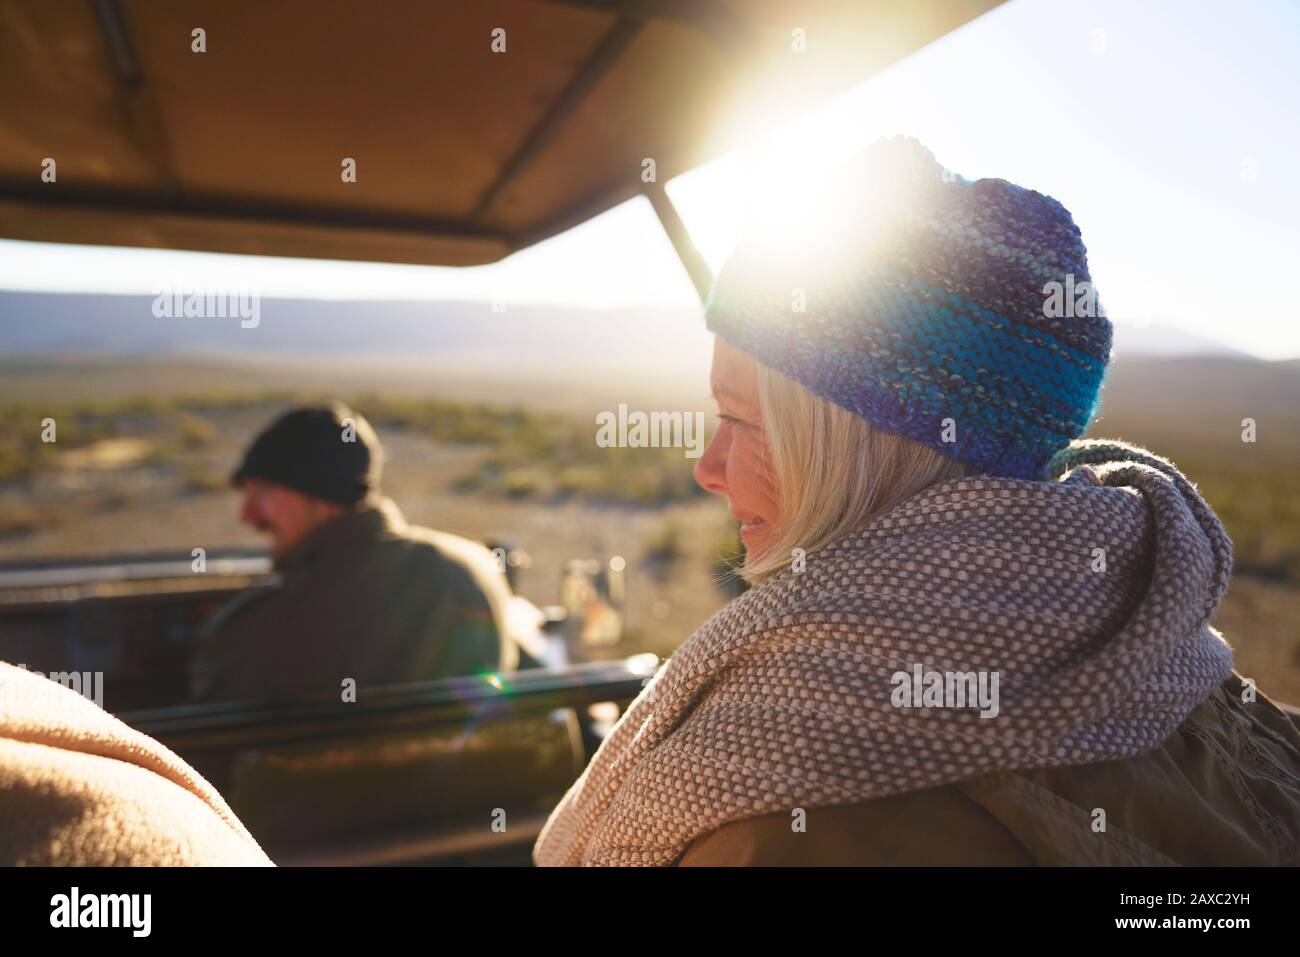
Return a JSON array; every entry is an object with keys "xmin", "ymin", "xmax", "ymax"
[
  {"xmin": 0, "ymin": 291, "xmax": 1258, "ymax": 363},
  {"xmin": 1094, "ymin": 355, "xmax": 1300, "ymax": 463},
  {"xmin": 5, "ymin": 291, "xmax": 1294, "ymax": 426},
  {"xmin": 0, "ymin": 291, "xmax": 712, "ymax": 369},
  {"xmin": 2, "ymin": 292, "xmax": 1293, "ymax": 429},
  {"xmin": 1110, "ymin": 322, "xmax": 1250, "ymax": 359}
]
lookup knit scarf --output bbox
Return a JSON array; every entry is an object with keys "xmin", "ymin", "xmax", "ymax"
[{"xmin": 533, "ymin": 440, "xmax": 1236, "ymax": 866}]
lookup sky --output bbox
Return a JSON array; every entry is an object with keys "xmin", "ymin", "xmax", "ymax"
[{"xmin": 2, "ymin": 0, "xmax": 1298, "ymax": 358}]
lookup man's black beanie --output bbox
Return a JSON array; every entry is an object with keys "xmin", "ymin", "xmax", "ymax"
[{"xmin": 231, "ymin": 403, "xmax": 382, "ymax": 505}]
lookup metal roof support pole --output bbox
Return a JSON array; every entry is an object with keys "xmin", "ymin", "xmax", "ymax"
[{"xmin": 644, "ymin": 182, "xmax": 713, "ymax": 304}]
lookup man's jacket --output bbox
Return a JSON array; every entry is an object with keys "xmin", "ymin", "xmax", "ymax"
[{"xmin": 191, "ymin": 497, "xmax": 516, "ymax": 702}]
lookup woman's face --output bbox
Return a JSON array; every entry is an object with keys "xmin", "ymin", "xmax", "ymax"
[{"xmin": 694, "ymin": 337, "xmax": 782, "ymax": 561}]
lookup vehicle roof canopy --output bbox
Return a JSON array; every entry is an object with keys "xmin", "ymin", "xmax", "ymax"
[{"xmin": 0, "ymin": 0, "xmax": 999, "ymax": 266}]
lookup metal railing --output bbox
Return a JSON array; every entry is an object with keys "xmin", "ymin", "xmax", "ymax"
[{"xmin": 121, "ymin": 658, "xmax": 657, "ymax": 749}]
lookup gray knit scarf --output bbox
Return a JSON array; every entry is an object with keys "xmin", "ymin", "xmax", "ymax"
[{"xmin": 533, "ymin": 440, "xmax": 1235, "ymax": 866}]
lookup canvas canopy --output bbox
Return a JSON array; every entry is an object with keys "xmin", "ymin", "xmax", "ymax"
[{"xmin": 0, "ymin": 0, "xmax": 1000, "ymax": 279}]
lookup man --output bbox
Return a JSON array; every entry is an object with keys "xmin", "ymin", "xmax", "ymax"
[{"xmin": 190, "ymin": 403, "xmax": 517, "ymax": 702}]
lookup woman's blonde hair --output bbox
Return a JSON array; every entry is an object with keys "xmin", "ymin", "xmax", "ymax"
[{"xmin": 741, "ymin": 364, "xmax": 971, "ymax": 583}]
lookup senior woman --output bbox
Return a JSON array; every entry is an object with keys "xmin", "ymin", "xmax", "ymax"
[{"xmin": 534, "ymin": 137, "xmax": 1300, "ymax": 867}]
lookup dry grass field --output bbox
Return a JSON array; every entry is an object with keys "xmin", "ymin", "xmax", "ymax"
[{"xmin": 1, "ymin": 352, "xmax": 1296, "ymax": 703}]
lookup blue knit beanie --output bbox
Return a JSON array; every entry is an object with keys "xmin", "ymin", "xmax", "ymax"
[{"xmin": 704, "ymin": 136, "xmax": 1111, "ymax": 480}]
